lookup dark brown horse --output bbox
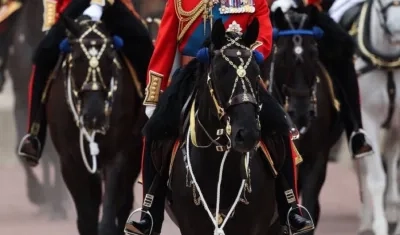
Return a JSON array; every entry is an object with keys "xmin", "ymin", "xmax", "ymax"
[
  {"xmin": 45, "ymin": 16, "xmax": 146, "ymax": 234},
  {"xmin": 162, "ymin": 19, "xmax": 283, "ymax": 235},
  {"xmin": 266, "ymin": 7, "xmax": 343, "ymax": 234},
  {"xmin": 4, "ymin": 0, "xmax": 69, "ymax": 219}
]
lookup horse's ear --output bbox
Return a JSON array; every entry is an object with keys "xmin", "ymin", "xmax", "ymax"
[
  {"xmin": 243, "ymin": 18, "xmax": 259, "ymax": 47},
  {"xmin": 211, "ymin": 18, "xmax": 227, "ymax": 49},
  {"xmin": 273, "ymin": 7, "xmax": 287, "ymax": 29},
  {"xmin": 60, "ymin": 13, "xmax": 81, "ymax": 37}
]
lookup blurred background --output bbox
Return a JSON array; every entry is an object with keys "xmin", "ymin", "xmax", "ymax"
[{"xmin": 0, "ymin": 0, "xmax": 364, "ymax": 234}]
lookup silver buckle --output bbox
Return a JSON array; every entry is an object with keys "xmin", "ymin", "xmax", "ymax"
[
  {"xmin": 143, "ymin": 194, "xmax": 154, "ymax": 208},
  {"xmin": 216, "ymin": 146, "xmax": 224, "ymax": 152}
]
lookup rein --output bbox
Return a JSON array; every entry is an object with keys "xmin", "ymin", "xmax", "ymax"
[{"xmin": 185, "ymin": 34, "xmax": 257, "ymax": 235}]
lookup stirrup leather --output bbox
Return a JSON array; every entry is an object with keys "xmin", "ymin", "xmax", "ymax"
[{"xmin": 286, "ymin": 205, "xmax": 315, "ymax": 235}]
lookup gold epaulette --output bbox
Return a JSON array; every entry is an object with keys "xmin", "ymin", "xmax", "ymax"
[
  {"xmin": 42, "ymin": 0, "xmax": 56, "ymax": 31},
  {"xmin": 143, "ymin": 71, "xmax": 163, "ymax": 105},
  {"xmin": 174, "ymin": 0, "xmax": 206, "ymax": 41}
]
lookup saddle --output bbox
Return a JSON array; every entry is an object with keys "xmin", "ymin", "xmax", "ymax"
[{"xmin": 338, "ymin": 3, "xmax": 363, "ymax": 32}]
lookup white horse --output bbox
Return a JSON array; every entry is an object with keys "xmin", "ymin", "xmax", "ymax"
[{"xmin": 344, "ymin": 0, "xmax": 400, "ymax": 234}]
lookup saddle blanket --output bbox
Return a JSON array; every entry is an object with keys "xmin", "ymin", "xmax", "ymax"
[{"xmin": 328, "ymin": 0, "xmax": 365, "ymax": 22}]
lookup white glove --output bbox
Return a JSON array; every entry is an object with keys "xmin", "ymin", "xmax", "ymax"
[
  {"xmin": 271, "ymin": 0, "xmax": 297, "ymax": 12},
  {"xmin": 145, "ymin": 105, "xmax": 156, "ymax": 119},
  {"xmin": 83, "ymin": 4, "xmax": 103, "ymax": 21}
]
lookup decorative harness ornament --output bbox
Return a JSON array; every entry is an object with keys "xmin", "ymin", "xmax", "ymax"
[
  {"xmin": 62, "ymin": 21, "xmax": 122, "ymax": 174},
  {"xmin": 270, "ymin": 13, "xmax": 324, "ymax": 136}
]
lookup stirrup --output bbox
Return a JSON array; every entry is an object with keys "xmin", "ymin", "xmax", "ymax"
[
  {"xmin": 286, "ymin": 205, "xmax": 315, "ymax": 235},
  {"xmin": 17, "ymin": 134, "xmax": 41, "ymax": 157},
  {"xmin": 348, "ymin": 129, "xmax": 374, "ymax": 159},
  {"xmin": 124, "ymin": 208, "xmax": 154, "ymax": 235}
]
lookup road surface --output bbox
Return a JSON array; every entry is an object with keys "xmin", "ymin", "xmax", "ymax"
[{"xmin": 0, "ymin": 79, "xmax": 363, "ymax": 234}]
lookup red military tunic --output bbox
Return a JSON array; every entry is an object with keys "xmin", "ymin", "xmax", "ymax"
[{"xmin": 143, "ymin": 0, "xmax": 273, "ymax": 105}]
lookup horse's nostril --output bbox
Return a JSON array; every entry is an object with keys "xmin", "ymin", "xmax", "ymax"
[{"xmin": 235, "ymin": 129, "xmax": 245, "ymax": 143}]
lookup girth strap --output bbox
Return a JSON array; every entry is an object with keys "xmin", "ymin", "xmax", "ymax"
[{"xmin": 382, "ymin": 70, "xmax": 396, "ymax": 128}]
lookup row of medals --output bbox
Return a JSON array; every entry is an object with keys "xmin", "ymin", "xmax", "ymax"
[{"xmin": 210, "ymin": 0, "xmax": 256, "ymax": 14}]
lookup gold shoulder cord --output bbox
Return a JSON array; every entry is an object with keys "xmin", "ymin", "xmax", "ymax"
[{"xmin": 175, "ymin": 0, "xmax": 210, "ymax": 41}]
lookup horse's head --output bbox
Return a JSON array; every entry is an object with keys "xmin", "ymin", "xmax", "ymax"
[
  {"xmin": 60, "ymin": 15, "xmax": 123, "ymax": 133},
  {"xmin": 271, "ymin": 7, "xmax": 322, "ymax": 134},
  {"xmin": 197, "ymin": 18, "xmax": 262, "ymax": 153},
  {"xmin": 374, "ymin": 0, "xmax": 400, "ymax": 44}
]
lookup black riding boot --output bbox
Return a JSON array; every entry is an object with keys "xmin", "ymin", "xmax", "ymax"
[
  {"xmin": 317, "ymin": 12, "xmax": 373, "ymax": 159},
  {"xmin": 125, "ymin": 138, "xmax": 166, "ymax": 235},
  {"xmin": 276, "ymin": 136, "xmax": 314, "ymax": 235},
  {"xmin": 324, "ymin": 56, "xmax": 373, "ymax": 159},
  {"xmin": 17, "ymin": 0, "xmax": 90, "ymax": 166},
  {"xmin": 17, "ymin": 23, "xmax": 64, "ymax": 166},
  {"xmin": 17, "ymin": 63, "xmax": 50, "ymax": 167},
  {"xmin": 103, "ymin": 0, "xmax": 153, "ymax": 86}
]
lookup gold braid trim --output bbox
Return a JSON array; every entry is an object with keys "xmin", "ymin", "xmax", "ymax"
[
  {"xmin": 290, "ymin": 140, "xmax": 303, "ymax": 165},
  {"xmin": 42, "ymin": 0, "xmax": 56, "ymax": 31},
  {"xmin": 317, "ymin": 62, "xmax": 340, "ymax": 112},
  {"xmin": 250, "ymin": 41, "xmax": 263, "ymax": 51},
  {"xmin": 356, "ymin": 2, "xmax": 400, "ymax": 68},
  {"xmin": 122, "ymin": 55, "xmax": 144, "ymax": 99},
  {"xmin": 259, "ymin": 141, "xmax": 278, "ymax": 176},
  {"xmin": 175, "ymin": 0, "xmax": 207, "ymax": 41},
  {"xmin": 0, "ymin": 0, "xmax": 21, "ymax": 24},
  {"xmin": 143, "ymin": 71, "xmax": 163, "ymax": 105}
]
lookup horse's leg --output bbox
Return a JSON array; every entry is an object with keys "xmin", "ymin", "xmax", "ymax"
[
  {"xmin": 115, "ymin": 142, "xmax": 142, "ymax": 233},
  {"xmin": 381, "ymin": 128, "xmax": 400, "ymax": 224},
  {"xmin": 99, "ymin": 157, "xmax": 120, "ymax": 235},
  {"xmin": 356, "ymin": 113, "xmax": 387, "ymax": 235},
  {"xmin": 48, "ymin": 147, "xmax": 68, "ymax": 220},
  {"xmin": 298, "ymin": 152, "xmax": 328, "ymax": 233},
  {"xmin": 61, "ymin": 159, "xmax": 102, "ymax": 235}
]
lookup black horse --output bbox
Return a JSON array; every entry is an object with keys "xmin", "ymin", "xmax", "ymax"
[
  {"xmin": 266, "ymin": 7, "xmax": 343, "ymax": 234},
  {"xmin": 45, "ymin": 16, "xmax": 146, "ymax": 234},
  {"xmin": 163, "ymin": 18, "xmax": 284, "ymax": 235},
  {"xmin": 4, "ymin": 0, "xmax": 69, "ymax": 219}
]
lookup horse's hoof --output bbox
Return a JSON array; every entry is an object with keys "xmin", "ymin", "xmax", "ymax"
[
  {"xmin": 385, "ymin": 206, "xmax": 398, "ymax": 223},
  {"xmin": 358, "ymin": 230, "xmax": 374, "ymax": 235},
  {"xmin": 49, "ymin": 210, "xmax": 68, "ymax": 221},
  {"xmin": 27, "ymin": 184, "xmax": 46, "ymax": 205}
]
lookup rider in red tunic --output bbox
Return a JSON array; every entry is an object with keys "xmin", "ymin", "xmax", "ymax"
[
  {"xmin": 17, "ymin": 0, "xmax": 153, "ymax": 167},
  {"xmin": 124, "ymin": 0, "xmax": 314, "ymax": 234}
]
